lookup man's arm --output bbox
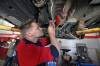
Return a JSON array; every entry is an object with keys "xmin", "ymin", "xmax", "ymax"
[{"xmin": 48, "ymin": 20, "xmax": 60, "ymax": 55}]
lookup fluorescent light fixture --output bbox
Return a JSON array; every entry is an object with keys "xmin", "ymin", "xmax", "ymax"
[{"xmin": 0, "ymin": 19, "xmax": 15, "ymax": 27}]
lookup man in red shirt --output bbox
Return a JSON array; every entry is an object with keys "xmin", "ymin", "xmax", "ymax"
[{"xmin": 16, "ymin": 19, "xmax": 60, "ymax": 66}]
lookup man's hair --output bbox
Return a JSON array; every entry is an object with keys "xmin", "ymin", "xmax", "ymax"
[{"xmin": 20, "ymin": 19, "xmax": 38, "ymax": 30}]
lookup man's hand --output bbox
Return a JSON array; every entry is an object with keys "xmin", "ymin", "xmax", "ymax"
[{"xmin": 48, "ymin": 20, "xmax": 56, "ymax": 38}]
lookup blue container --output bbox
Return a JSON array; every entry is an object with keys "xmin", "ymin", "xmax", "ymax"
[{"xmin": 47, "ymin": 61, "xmax": 56, "ymax": 66}]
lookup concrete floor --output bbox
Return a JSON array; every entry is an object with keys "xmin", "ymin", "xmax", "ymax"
[{"xmin": 0, "ymin": 60, "xmax": 5, "ymax": 66}]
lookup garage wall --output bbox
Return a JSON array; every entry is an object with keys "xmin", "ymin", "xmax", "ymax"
[{"xmin": 58, "ymin": 38, "xmax": 100, "ymax": 65}]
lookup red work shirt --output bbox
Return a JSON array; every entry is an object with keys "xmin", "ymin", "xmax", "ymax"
[{"xmin": 16, "ymin": 39, "xmax": 56, "ymax": 66}]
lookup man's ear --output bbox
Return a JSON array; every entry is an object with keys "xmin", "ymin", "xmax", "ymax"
[{"xmin": 26, "ymin": 32, "xmax": 32, "ymax": 37}]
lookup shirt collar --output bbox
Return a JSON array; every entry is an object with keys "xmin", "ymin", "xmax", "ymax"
[{"xmin": 23, "ymin": 38, "xmax": 41, "ymax": 46}]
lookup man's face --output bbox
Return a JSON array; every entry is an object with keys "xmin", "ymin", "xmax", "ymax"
[{"xmin": 27, "ymin": 22, "xmax": 43, "ymax": 39}]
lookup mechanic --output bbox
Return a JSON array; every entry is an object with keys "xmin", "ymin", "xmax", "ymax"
[{"xmin": 16, "ymin": 19, "xmax": 60, "ymax": 66}]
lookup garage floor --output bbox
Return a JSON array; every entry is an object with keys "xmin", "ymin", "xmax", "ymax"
[{"xmin": 0, "ymin": 60, "xmax": 5, "ymax": 66}]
